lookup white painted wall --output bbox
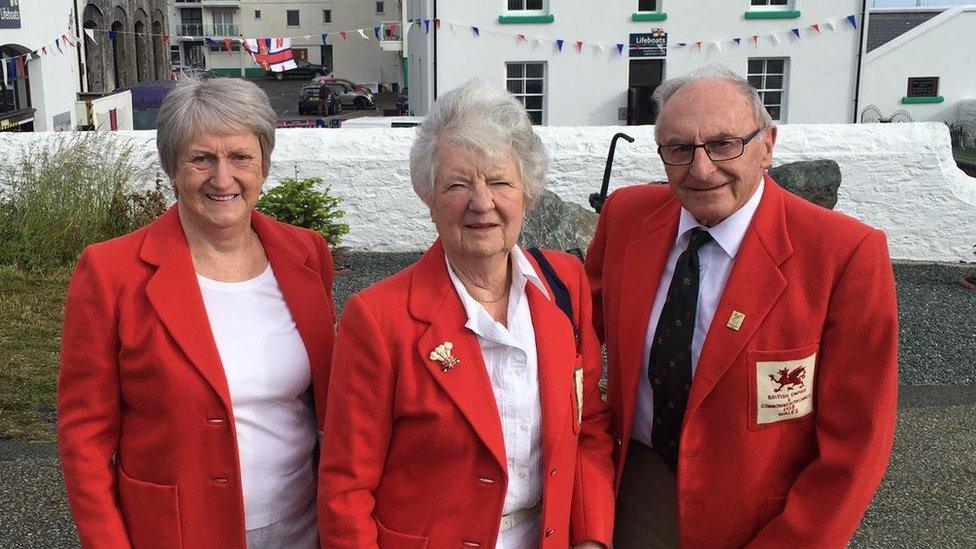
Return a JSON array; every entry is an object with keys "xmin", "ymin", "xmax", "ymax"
[
  {"xmin": 860, "ymin": 7, "xmax": 976, "ymax": 123},
  {"xmin": 408, "ymin": 0, "xmax": 862, "ymax": 125},
  {"xmin": 331, "ymin": 0, "xmax": 403, "ymax": 88},
  {"xmin": 0, "ymin": 123, "xmax": 972, "ymax": 261},
  {"xmin": 0, "ymin": 0, "xmax": 80, "ymax": 131}
]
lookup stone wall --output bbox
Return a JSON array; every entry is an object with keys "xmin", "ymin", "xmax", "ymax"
[{"xmin": 0, "ymin": 123, "xmax": 973, "ymax": 262}]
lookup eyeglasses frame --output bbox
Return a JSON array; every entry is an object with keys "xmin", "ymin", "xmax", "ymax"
[{"xmin": 656, "ymin": 126, "xmax": 768, "ymax": 166}]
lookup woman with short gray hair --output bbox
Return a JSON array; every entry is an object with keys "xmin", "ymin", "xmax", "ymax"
[
  {"xmin": 59, "ymin": 77, "xmax": 336, "ymax": 549},
  {"xmin": 319, "ymin": 78, "xmax": 615, "ymax": 548}
]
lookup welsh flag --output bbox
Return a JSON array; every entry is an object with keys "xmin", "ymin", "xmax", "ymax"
[{"xmin": 242, "ymin": 38, "xmax": 297, "ymax": 72}]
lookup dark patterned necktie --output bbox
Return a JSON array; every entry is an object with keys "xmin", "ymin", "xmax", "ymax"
[{"xmin": 649, "ymin": 227, "xmax": 712, "ymax": 471}]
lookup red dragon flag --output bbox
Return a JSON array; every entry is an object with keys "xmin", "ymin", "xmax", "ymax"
[{"xmin": 242, "ymin": 38, "xmax": 297, "ymax": 73}]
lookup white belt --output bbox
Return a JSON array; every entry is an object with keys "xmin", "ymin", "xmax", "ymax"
[{"xmin": 499, "ymin": 504, "xmax": 541, "ymax": 532}]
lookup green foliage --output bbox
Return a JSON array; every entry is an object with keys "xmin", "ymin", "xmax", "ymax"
[
  {"xmin": 256, "ymin": 177, "xmax": 350, "ymax": 247},
  {"xmin": 0, "ymin": 132, "xmax": 169, "ymax": 269}
]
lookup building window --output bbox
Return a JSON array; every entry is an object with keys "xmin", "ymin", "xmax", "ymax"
[
  {"xmin": 507, "ymin": 0, "xmax": 545, "ymax": 12},
  {"xmin": 212, "ymin": 10, "xmax": 236, "ymax": 37},
  {"xmin": 750, "ymin": 0, "xmax": 791, "ymax": 9},
  {"xmin": 506, "ymin": 62, "xmax": 545, "ymax": 125},
  {"xmin": 286, "ymin": 10, "xmax": 300, "ymax": 26},
  {"xmin": 748, "ymin": 58, "xmax": 788, "ymax": 122},
  {"xmin": 907, "ymin": 77, "xmax": 939, "ymax": 97},
  {"xmin": 254, "ymin": 9, "xmax": 261, "ymax": 20},
  {"xmin": 376, "ymin": 2, "xmax": 385, "ymax": 14},
  {"xmin": 323, "ymin": 9, "xmax": 331, "ymax": 23},
  {"xmin": 637, "ymin": 0, "xmax": 658, "ymax": 11},
  {"xmin": 170, "ymin": 45, "xmax": 181, "ymax": 66}
]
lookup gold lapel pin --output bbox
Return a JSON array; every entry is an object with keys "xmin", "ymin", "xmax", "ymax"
[
  {"xmin": 429, "ymin": 341, "xmax": 460, "ymax": 372},
  {"xmin": 727, "ymin": 310, "xmax": 746, "ymax": 331}
]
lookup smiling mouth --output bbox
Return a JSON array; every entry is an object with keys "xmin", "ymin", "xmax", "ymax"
[
  {"xmin": 689, "ymin": 182, "xmax": 729, "ymax": 193},
  {"xmin": 205, "ymin": 193, "xmax": 240, "ymax": 202}
]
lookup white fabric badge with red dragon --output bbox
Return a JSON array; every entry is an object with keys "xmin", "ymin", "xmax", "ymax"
[{"xmin": 755, "ymin": 353, "xmax": 816, "ymax": 424}]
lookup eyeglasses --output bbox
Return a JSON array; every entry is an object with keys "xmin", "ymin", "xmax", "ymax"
[{"xmin": 657, "ymin": 127, "xmax": 766, "ymax": 166}]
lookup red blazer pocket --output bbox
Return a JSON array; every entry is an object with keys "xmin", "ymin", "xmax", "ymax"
[
  {"xmin": 117, "ymin": 466, "xmax": 183, "ymax": 548},
  {"xmin": 375, "ymin": 515, "xmax": 429, "ymax": 549},
  {"xmin": 747, "ymin": 341, "xmax": 820, "ymax": 431}
]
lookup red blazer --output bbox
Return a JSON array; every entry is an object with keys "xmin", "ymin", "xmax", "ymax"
[
  {"xmin": 57, "ymin": 207, "xmax": 336, "ymax": 549},
  {"xmin": 585, "ymin": 175, "xmax": 898, "ymax": 548},
  {"xmin": 318, "ymin": 241, "xmax": 615, "ymax": 549}
]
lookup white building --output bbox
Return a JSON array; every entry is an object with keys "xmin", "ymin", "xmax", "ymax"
[
  {"xmin": 859, "ymin": 6, "xmax": 976, "ymax": 125},
  {"xmin": 168, "ymin": 0, "xmax": 404, "ymax": 89},
  {"xmin": 0, "ymin": 1, "xmax": 81, "ymax": 131},
  {"xmin": 407, "ymin": 0, "xmax": 864, "ymax": 125}
]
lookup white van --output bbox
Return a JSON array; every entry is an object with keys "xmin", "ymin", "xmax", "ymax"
[{"xmin": 339, "ymin": 116, "xmax": 423, "ymax": 129}]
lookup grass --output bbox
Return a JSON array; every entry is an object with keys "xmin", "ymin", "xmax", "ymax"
[
  {"xmin": 953, "ymin": 147, "xmax": 976, "ymax": 166},
  {"xmin": 0, "ymin": 264, "xmax": 71, "ymax": 442}
]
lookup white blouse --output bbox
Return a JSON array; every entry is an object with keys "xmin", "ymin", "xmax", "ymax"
[{"xmin": 446, "ymin": 247, "xmax": 551, "ymax": 549}]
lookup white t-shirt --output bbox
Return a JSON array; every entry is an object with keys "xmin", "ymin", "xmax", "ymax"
[{"xmin": 198, "ymin": 265, "xmax": 316, "ymax": 529}]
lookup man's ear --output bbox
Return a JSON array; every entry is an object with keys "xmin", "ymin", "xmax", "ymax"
[{"xmin": 761, "ymin": 125, "xmax": 778, "ymax": 168}]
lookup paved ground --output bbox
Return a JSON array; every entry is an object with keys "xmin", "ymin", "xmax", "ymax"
[{"xmin": 1, "ymin": 256, "xmax": 973, "ymax": 547}]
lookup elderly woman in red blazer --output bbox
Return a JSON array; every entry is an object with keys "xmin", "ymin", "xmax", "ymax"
[
  {"xmin": 318, "ymin": 79, "xmax": 615, "ymax": 549},
  {"xmin": 57, "ymin": 78, "xmax": 336, "ymax": 549}
]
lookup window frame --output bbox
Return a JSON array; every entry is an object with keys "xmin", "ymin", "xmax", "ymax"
[
  {"xmin": 253, "ymin": 9, "xmax": 261, "ymax": 20},
  {"xmin": 749, "ymin": 0, "xmax": 793, "ymax": 10},
  {"xmin": 505, "ymin": 61, "xmax": 546, "ymax": 125},
  {"xmin": 747, "ymin": 57, "xmax": 789, "ymax": 123},
  {"xmin": 505, "ymin": 0, "xmax": 548, "ymax": 15},
  {"xmin": 637, "ymin": 0, "xmax": 661, "ymax": 13},
  {"xmin": 323, "ymin": 9, "xmax": 332, "ymax": 24},
  {"xmin": 286, "ymin": 9, "xmax": 300, "ymax": 27},
  {"xmin": 376, "ymin": 2, "xmax": 385, "ymax": 14}
]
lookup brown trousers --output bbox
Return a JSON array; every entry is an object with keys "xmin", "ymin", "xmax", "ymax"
[{"xmin": 613, "ymin": 440, "xmax": 680, "ymax": 549}]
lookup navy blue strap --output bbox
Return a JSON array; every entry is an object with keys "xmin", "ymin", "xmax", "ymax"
[{"xmin": 526, "ymin": 247, "xmax": 576, "ymax": 339}]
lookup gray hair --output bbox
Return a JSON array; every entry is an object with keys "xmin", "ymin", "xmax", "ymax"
[
  {"xmin": 652, "ymin": 65, "xmax": 773, "ymax": 137},
  {"xmin": 409, "ymin": 78, "xmax": 549, "ymax": 208},
  {"xmin": 156, "ymin": 78, "xmax": 277, "ymax": 178}
]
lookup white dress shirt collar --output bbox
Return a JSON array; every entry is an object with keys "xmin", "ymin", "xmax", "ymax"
[{"xmin": 676, "ymin": 176, "xmax": 765, "ymax": 259}]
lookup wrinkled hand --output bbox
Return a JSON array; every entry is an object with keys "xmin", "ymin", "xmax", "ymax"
[{"xmin": 571, "ymin": 543, "xmax": 606, "ymax": 549}]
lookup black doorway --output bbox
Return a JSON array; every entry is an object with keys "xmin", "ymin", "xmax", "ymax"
[{"xmin": 628, "ymin": 59, "xmax": 664, "ymax": 125}]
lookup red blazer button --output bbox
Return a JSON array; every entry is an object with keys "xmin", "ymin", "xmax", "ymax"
[{"xmin": 545, "ymin": 527, "xmax": 554, "ymax": 537}]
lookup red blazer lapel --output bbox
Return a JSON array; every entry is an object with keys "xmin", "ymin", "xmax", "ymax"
[
  {"xmin": 410, "ymin": 241, "xmax": 507, "ymax": 472},
  {"xmin": 525, "ymin": 282, "xmax": 575, "ymax": 469},
  {"xmin": 686, "ymin": 176, "xmax": 793, "ymax": 420},
  {"xmin": 141, "ymin": 207, "xmax": 234, "ymax": 413},
  {"xmin": 252, "ymin": 212, "xmax": 335, "ymax": 427},
  {"xmin": 617, "ymin": 198, "xmax": 680, "ymax": 441}
]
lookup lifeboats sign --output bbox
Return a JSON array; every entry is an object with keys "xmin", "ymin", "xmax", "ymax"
[
  {"xmin": 0, "ymin": 0, "xmax": 21, "ymax": 29},
  {"xmin": 629, "ymin": 28, "xmax": 667, "ymax": 58}
]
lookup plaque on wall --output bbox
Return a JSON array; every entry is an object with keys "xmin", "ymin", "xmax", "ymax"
[
  {"xmin": 0, "ymin": 0, "xmax": 20, "ymax": 29},
  {"xmin": 907, "ymin": 77, "xmax": 939, "ymax": 97}
]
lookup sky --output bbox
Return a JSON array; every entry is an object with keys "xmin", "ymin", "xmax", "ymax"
[{"xmin": 870, "ymin": 0, "xmax": 974, "ymax": 6}]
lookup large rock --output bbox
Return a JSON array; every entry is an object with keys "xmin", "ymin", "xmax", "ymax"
[
  {"xmin": 520, "ymin": 189, "xmax": 598, "ymax": 254},
  {"xmin": 768, "ymin": 159, "xmax": 842, "ymax": 210}
]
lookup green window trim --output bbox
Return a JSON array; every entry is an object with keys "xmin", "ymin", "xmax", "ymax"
[
  {"xmin": 498, "ymin": 14, "xmax": 555, "ymax": 25},
  {"xmin": 901, "ymin": 96, "xmax": 944, "ymax": 104},
  {"xmin": 744, "ymin": 10, "xmax": 802, "ymax": 20},
  {"xmin": 632, "ymin": 12, "xmax": 668, "ymax": 22}
]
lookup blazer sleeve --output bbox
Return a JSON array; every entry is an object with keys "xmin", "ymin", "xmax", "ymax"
[
  {"xmin": 569, "ymin": 259, "xmax": 616, "ymax": 546},
  {"xmin": 317, "ymin": 293, "xmax": 393, "ymax": 549},
  {"xmin": 311, "ymin": 231, "xmax": 338, "ymax": 427},
  {"xmin": 57, "ymin": 247, "xmax": 132, "ymax": 548},
  {"xmin": 584, "ymin": 189, "xmax": 620, "ymax": 345},
  {"xmin": 746, "ymin": 229, "xmax": 899, "ymax": 548}
]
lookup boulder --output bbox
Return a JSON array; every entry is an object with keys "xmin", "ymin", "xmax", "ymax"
[
  {"xmin": 768, "ymin": 159, "xmax": 842, "ymax": 210},
  {"xmin": 519, "ymin": 189, "xmax": 598, "ymax": 254}
]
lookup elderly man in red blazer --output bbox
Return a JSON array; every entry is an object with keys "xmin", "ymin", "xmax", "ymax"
[{"xmin": 585, "ymin": 67, "xmax": 898, "ymax": 548}]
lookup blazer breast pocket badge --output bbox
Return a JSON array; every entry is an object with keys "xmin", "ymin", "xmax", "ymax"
[{"xmin": 755, "ymin": 353, "xmax": 816, "ymax": 424}]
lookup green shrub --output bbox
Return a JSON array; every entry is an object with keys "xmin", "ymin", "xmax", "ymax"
[
  {"xmin": 256, "ymin": 177, "xmax": 350, "ymax": 247},
  {"xmin": 0, "ymin": 132, "xmax": 167, "ymax": 269}
]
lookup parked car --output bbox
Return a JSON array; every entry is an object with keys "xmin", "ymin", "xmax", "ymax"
[
  {"xmin": 313, "ymin": 76, "xmax": 373, "ymax": 98},
  {"xmin": 323, "ymin": 82, "xmax": 375, "ymax": 110},
  {"xmin": 298, "ymin": 84, "xmax": 341, "ymax": 115},
  {"xmin": 267, "ymin": 59, "xmax": 330, "ymax": 80},
  {"xmin": 395, "ymin": 87, "xmax": 409, "ymax": 114}
]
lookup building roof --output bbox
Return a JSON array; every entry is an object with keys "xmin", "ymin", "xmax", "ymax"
[{"xmin": 867, "ymin": 9, "xmax": 944, "ymax": 52}]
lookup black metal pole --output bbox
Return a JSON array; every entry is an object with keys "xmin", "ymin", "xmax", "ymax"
[
  {"xmin": 589, "ymin": 132, "xmax": 635, "ymax": 213},
  {"xmin": 853, "ymin": 0, "xmax": 869, "ymax": 122}
]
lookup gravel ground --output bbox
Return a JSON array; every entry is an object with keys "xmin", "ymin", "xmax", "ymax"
[{"xmin": 1, "ymin": 255, "xmax": 972, "ymax": 548}]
